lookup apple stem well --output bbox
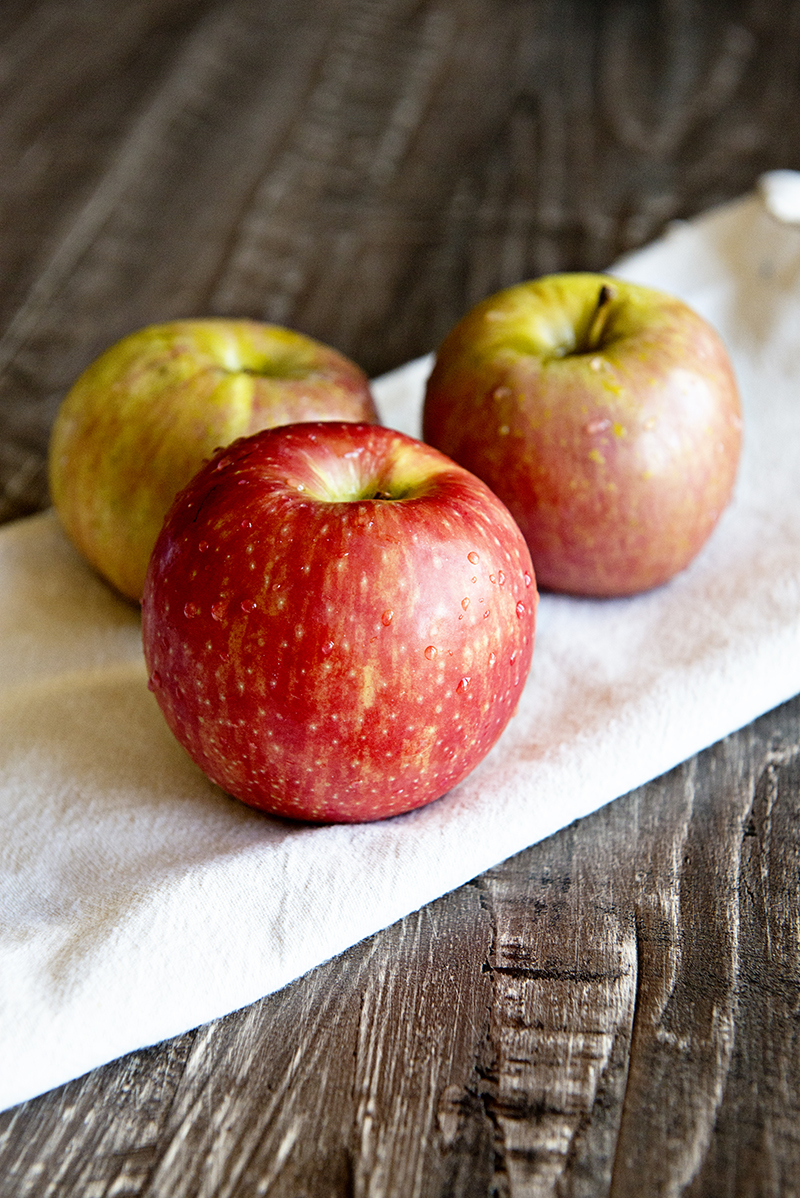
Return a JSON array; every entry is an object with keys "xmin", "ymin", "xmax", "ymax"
[
  {"xmin": 279, "ymin": 436, "xmax": 443, "ymax": 504},
  {"xmin": 581, "ymin": 282, "xmax": 617, "ymax": 354}
]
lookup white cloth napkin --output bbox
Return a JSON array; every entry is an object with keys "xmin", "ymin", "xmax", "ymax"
[{"xmin": 3, "ymin": 178, "xmax": 800, "ymax": 1112}]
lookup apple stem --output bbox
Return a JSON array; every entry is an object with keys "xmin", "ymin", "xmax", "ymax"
[{"xmin": 583, "ymin": 283, "xmax": 617, "ymax": 352}]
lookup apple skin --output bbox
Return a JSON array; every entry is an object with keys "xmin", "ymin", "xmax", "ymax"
[
  {"xmin": 141, "ymin": 422, "xmax": 537, "ymax": 823},
  {"xmin": 48, "ymin": 319, "xmax": 379, "ymax": 602},
  {"xmin": 422, "ymin": 273, "xmax": 743, "ymax": 597}
]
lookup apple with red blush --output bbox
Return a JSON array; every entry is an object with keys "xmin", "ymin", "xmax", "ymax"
[
  {"xmin": 49, "ymin": 319, "xmax": 378, "ymax": 602},
  {"xmin": 141, "ymin": 422, "xmax": 537, "ymax": 823},
  {"xmin": 423, "ymin": 273, "xmax": 742, "ymax": 596}
]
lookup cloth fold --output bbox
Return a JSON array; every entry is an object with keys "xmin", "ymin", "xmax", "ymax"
[{"xmin": 2, "ymin": 178, "xmax": 800, "ymax": 1111}]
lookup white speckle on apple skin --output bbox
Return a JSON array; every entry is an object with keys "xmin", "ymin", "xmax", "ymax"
[{"xmin": 142, "ymin": 422, "xmax": 537, "ymax": 823}]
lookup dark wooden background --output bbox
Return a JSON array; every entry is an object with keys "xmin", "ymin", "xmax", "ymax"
[{"xmin": 1, "ymin": 1, "xmax": 800, "ymax": 1194}]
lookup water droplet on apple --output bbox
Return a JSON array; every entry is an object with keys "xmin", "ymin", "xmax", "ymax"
[
  {"xmin": 516, "ymin": 601, "xmax": 526, "ymax": 617},
  {"xmin": 382, "ymin": 609, "xmax": 394, "ymax": 626},
  {"xmin": 240, "ymin": 519, "xmax": 252, "ymax": 530},
  {"xmin": 498, "ymin": 571, "xmax": 505, "ymax": 585},
  {"xmin": 468, "ymin": 551, "xmax": 480, "ymax": 564},
  {"xmin": 148, "ymin": 671, "xmax": 162, "ymax": 692},
  {"xmin": 456, "ymin": 676, "xmax": 470, "ymax": 694},
  {"xmin": 461, "ymin": 597, "xmax": 470, "ymax": 611},
  {"xmin": 510, "ymin": 649, "xmax": 518, "ymax": 663},
  {"xmin": 198, "ymin": 541, "xmax": 209, "ymax": 553},
  {"xmin": 586, "ymin": 417, "xmax": 611, "ymax": 435},
  {"xmin": 524, "ymin": 572, "xmax": 532, "ymax": 587},
  {"xmin": 241, "ymin": 598, "xmax": 257, "ymax": 612},
  {"xmin": 489, "ymin": 652, "xmax": 497, "ymax": 666},
  {"xmin": 483, "ymin": 610, "xmax": 490, "ymax": 619},
  {"xmin": 424, "ymin": 645, "xmax": 437, "ymax": 660},
  {"xmin": 211, "ymin": 600, "xmax": 227, "ymax": 622},
  {"xmin": 490, "ymin": 574, "xmax": 496, "ymax": 584},
  {"xmin": 183, "ymin": 601, "xmax": 200, "ymax": 618},
  {"xmin": 321, "ymin": 640, "xmax": 335, "ymax": 656}
]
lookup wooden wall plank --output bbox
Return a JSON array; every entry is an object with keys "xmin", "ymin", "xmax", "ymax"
[
  {"xmin": 3, "ymin": 696, "xmax": 799, "ymax": 1195},
  {"xmin": 3, "ymin": 1, "xmax": 800, "ymax": 522},
  {"xmin": 2, "ymin": 3, "xmax": 800, "ymax": 1193}
]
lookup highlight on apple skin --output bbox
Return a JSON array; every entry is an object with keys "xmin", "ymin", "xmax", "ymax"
[
  {"xmin": 141, "ymin": 422, "xmax": 537, "ymax": 824},
  {"xmin": 422, "ymin": 273, "xmax": 743, "ymax": 597},
  {"xmin": 48, "ymin": 319, "xmax": 379, "ymax": 602}
]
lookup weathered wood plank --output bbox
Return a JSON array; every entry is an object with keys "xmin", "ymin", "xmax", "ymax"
[
  {"xmin": 2, "ymin": 0, "xmax": 800, "ymax": 522},
  {"xmin": 2, "ymin": 695, "xmax": 799, "ymax": 1196},
  {"xmin": 683, "ymin": 738, "xmax": 800, "ymax": 1198},
  {"xmin": 0, "ymin": 0, "xmax": 214, "ymax": 334},
  {"xmin": 3, "ymin": 2, "xmax": 800, "ymax": 1193}
]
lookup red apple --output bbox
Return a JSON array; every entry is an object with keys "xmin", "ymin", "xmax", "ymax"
[
  {"xmin": 423, "ymin": 273, "xmax": 742, "ymax": 596},
  {"xmin": 141, "ymin": 422, "xmax": 537, "ymax": 823},
  {"xmin": 49, "ymin": 319, "xmax": 379, "ymax": 602}
]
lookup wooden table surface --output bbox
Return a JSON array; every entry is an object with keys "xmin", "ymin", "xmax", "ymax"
[{"xmin": 1, "ymin": 2, "xmax": 799, "ymax": 1194}]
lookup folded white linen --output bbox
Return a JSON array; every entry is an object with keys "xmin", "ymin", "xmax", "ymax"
[{"xmin": 2, "ymin": 177, "xmax": 800, "ymax": 1111}]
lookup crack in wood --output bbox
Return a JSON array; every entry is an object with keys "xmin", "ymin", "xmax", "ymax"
[{"xmin": 3, "ymin": 3, "xmax": 800, "ymax": 1192}]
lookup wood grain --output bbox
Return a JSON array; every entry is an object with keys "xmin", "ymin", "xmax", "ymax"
[
  {"xmin": 2, "ymin": 1, "xmax": 800, "ymax": 1193},
  {"xmin": 3, "ymin": 0, "xmax": 800, "ymax": 523},
  {"xmin": 2, "ymin": 696, "xmax": 799, "ymax": 1195}
]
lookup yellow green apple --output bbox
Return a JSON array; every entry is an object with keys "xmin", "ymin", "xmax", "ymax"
[
  {"xmin": 423, "ymin": 274, "xmax": 743, "ymax": 596},
  {"xmin": 48, "ymin": 319, "xmax": 379, "ymax": 601}
]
